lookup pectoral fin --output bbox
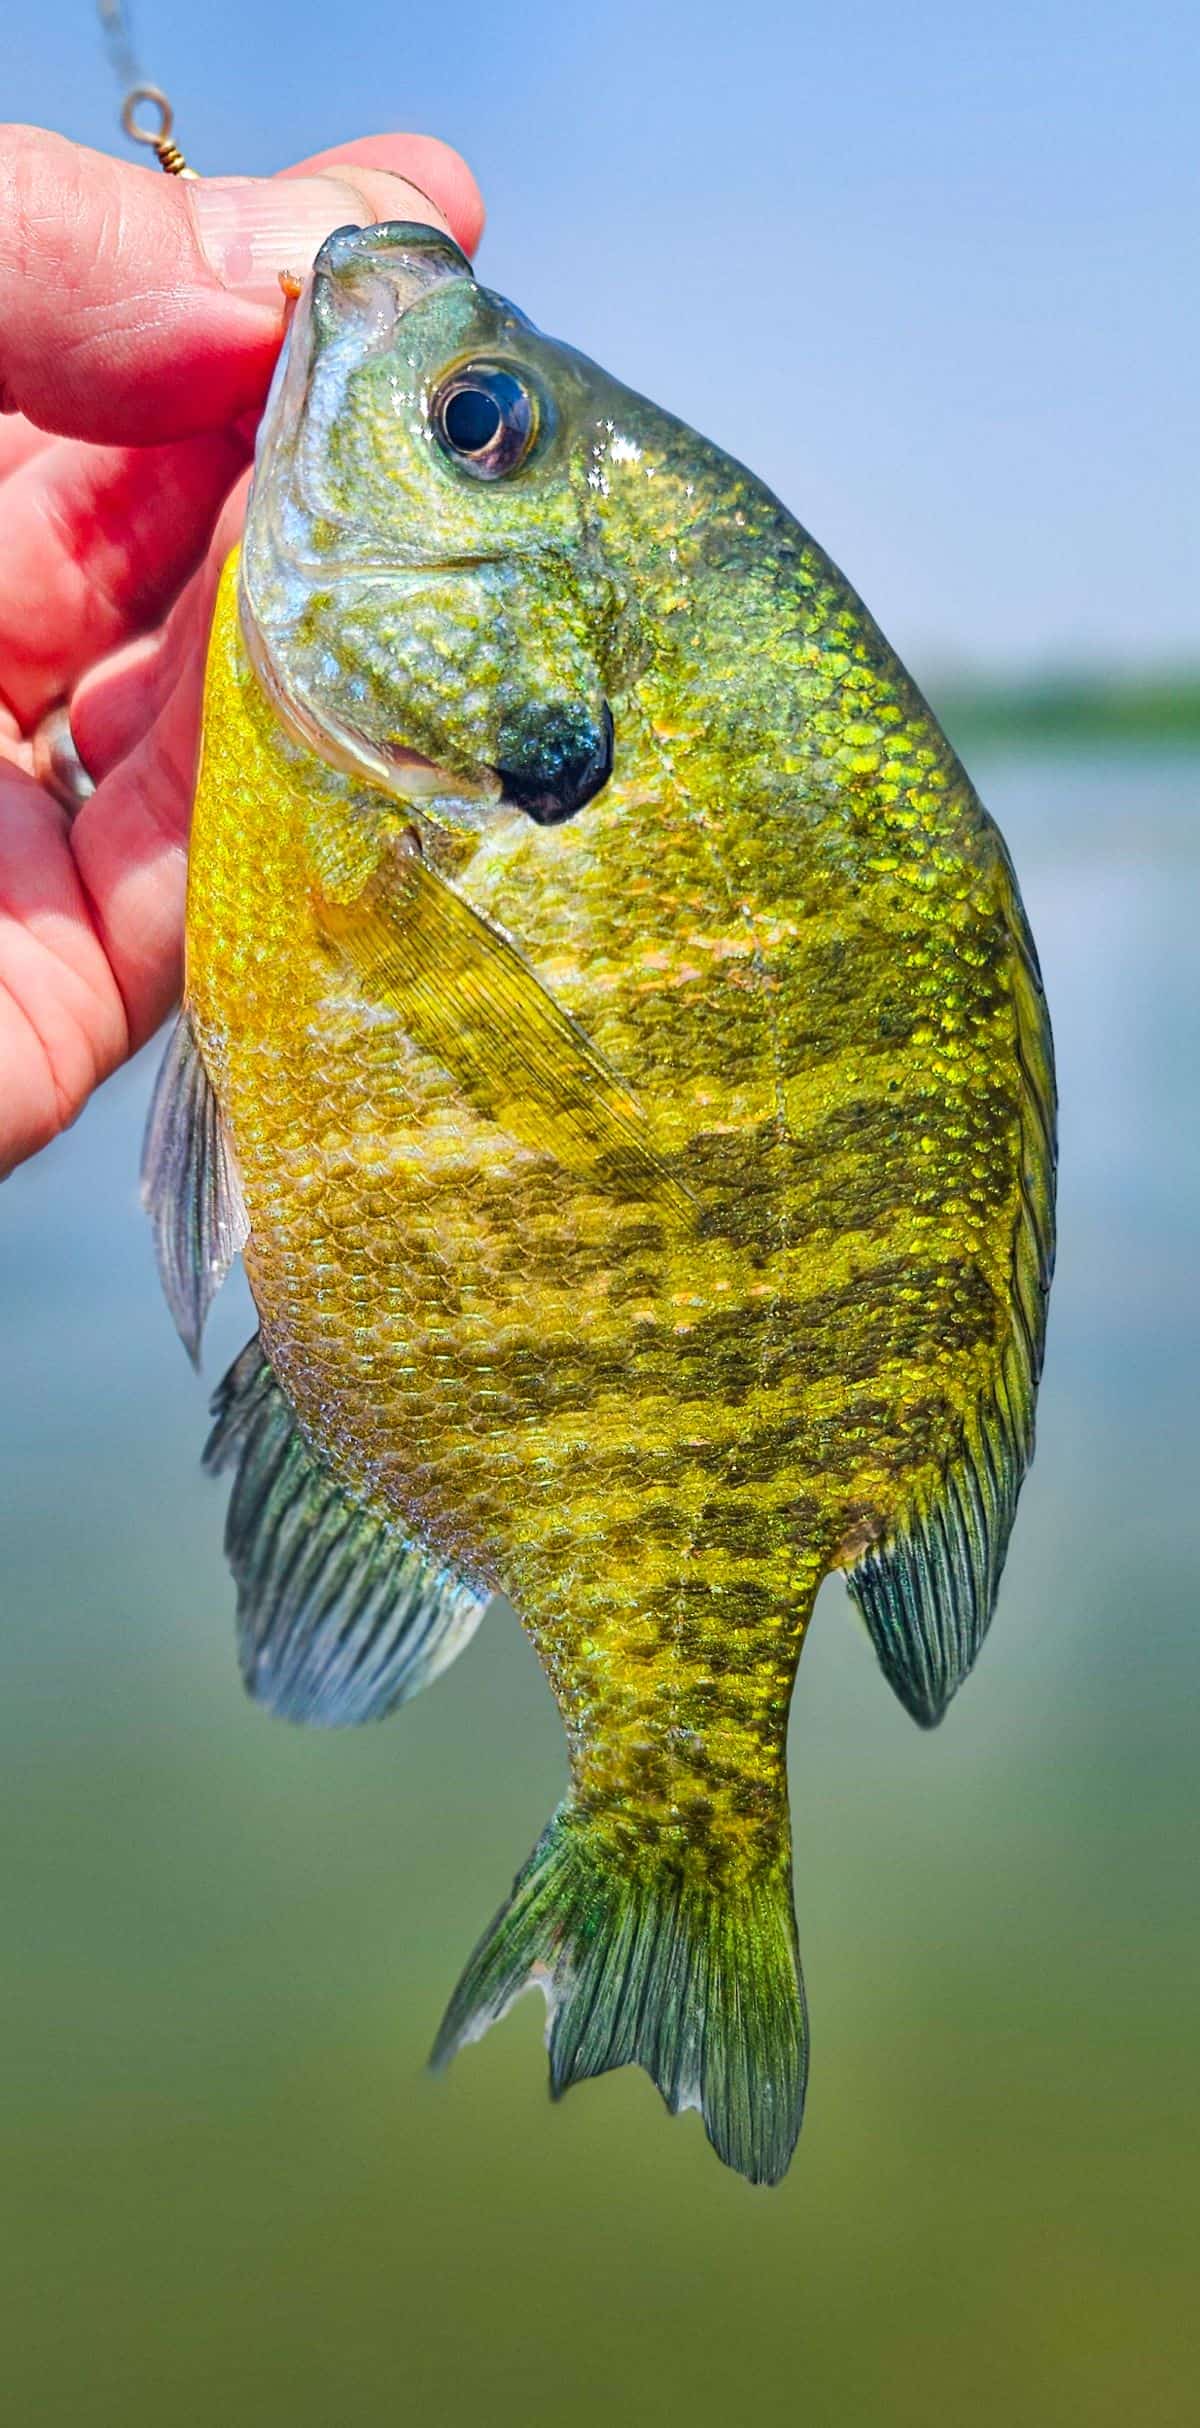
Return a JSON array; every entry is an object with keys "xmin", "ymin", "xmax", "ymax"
[{"xmin": 316, "ymin": 841, "xmax": 692, "ymax": 1220}]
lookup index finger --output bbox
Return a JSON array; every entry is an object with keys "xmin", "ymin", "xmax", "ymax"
[{"xmin": 0, "ymin": 125, "xmax": 484, "ymax": 444}]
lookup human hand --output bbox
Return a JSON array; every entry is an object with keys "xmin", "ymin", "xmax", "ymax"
[{"xmin": 0, "ymin": 125, "xmax": 484, "ymax": 1176}]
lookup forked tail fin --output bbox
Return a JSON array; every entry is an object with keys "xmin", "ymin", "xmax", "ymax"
[{"xmin": 431, "ymin": 1802, "xmax": 807, "ymax": 2186}]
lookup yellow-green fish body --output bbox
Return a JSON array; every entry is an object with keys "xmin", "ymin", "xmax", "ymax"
[{"xmin": 147, "ymin": 224, "xmax": 1055, "ymax": 2183}]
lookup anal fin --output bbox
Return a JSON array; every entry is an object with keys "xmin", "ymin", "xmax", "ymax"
[{"xmin": 204, "ymin": 1338, "xmax": 487, "ymax": 1725}]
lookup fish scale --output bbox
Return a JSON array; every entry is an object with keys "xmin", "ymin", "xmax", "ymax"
[{"xmin": 156, "ymin": 220, "xmax": 1054, "ymax": 2184}]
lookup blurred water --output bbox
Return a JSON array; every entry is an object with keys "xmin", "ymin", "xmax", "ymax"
[{"xmin": 2, "ymin": 747, "xmax": 1197, "ymax": 2426}]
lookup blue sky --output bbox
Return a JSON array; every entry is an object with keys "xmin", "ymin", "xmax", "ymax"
[{"xmin": 8, "ymin": 0, "xmax": 1196, "ymax": 674}]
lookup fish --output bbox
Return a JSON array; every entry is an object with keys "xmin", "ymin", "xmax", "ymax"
[{"xmin": 142, "ymin": 221, "xmax": 1056, "ymax": 2186}]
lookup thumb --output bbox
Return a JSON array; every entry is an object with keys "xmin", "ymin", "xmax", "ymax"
[{"xmin": 0, "ymin": 126, "xmax": 483, "ymax": 445}]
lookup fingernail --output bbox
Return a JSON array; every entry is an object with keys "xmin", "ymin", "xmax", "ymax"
[{"xmin": 191, "ymin": 176, "xmax": 373, "ymax": 306}]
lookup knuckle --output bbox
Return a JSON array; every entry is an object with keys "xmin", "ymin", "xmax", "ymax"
[{"xmin": 0, "ymin": 128, "xmax": 89, "ymax": 285}]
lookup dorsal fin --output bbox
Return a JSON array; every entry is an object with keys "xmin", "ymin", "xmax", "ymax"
[
  {"xmin": 846, "ymin": 884, "xmax": 1056, "ymax": 1726},
  {"xmin": 204, "ymin": 1338, "xmax": 488, "ymax": 1725},
  {"xmin": 847, "ymin": 1395, "xmax": 1026, "ymax": 1726},
  {"xmin": 141, "ymin": 1008, "xmax": 248, "ymax": 1365}
]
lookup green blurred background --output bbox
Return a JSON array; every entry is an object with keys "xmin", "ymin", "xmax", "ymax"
[{"xmin": 4, "ymin": 3, "xmax": 1198, "ymax": 2422}]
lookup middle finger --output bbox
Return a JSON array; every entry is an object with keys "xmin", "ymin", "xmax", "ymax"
[{"xmin": 0, "ymin": 424, "xmax": 248, "ymax": 730}]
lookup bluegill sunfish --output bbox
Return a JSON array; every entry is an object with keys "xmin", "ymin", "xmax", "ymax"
[{"xmin": 142, "ymin": 223, "xmax": 1056, "ymax": 2184}]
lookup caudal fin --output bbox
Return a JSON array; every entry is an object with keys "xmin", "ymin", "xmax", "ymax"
[{"xmin": 431, "ymin": 1803, "xmax": 807, "ymax": 2186}]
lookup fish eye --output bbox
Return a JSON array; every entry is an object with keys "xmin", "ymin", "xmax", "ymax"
[{"xmin": 433, "ymin": 364, "xmax": 541, "ymax": 480}]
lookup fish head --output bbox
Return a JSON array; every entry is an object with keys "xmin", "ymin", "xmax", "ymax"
[{"xmin": 241, "ymin": 220, "xmax": 669, "ymax": 837}]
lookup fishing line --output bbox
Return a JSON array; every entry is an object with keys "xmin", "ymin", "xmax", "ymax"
[
  {"xmin": 31, "ymin": 5, "xmax": 198, "ymax": 812},
  {"xmin": 95, "ymin": 0, "xmax": 197, "ymax": 176}
]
